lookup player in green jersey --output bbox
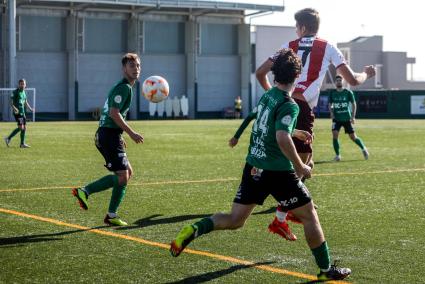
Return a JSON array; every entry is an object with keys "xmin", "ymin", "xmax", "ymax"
[
  {"xmin": 4, "ymin": 79, "xmax": 34, "ymax": 148},
  {"xmin": 329, "ymin": 75, "xmax": 369, "ymax": 161},
  {"xmin": 228, "ymin": 105, "xmax": 312, "ymax": 241},
  {"xmin": 170, "ymin": 49, "xmax": 351, "ymax": 281},
  {"xmin": 72, "ymin": 53, "xmax": 144, "ymax": 226}
]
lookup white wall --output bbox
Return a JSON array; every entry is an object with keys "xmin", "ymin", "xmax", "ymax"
[
  {"xmin": 78, "ymin": 53, "xmax": 122, "ymax": 112},
  {"xmin": 253, "ymin": 25, "xmax": 295, "ymax": 104},
  {"xmin": 197, "ymin": 56, "xmax": 240, "ymax": 111},
  {"xmin": 17, "ymin": 52, "xmax": 67, "ymax": 112},
  {"xmin": 139, "ymin": 54, "xmax": 186, "ymax": 112}
]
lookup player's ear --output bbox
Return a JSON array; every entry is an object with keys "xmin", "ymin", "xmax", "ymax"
[{"xmin": 300, "ymin": 25, "xmax": 307, "ymax": 35}]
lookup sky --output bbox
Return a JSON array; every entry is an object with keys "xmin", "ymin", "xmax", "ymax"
[{"xmin": 235, "ymin": 0, "xmax": 424, "ymax": 81}]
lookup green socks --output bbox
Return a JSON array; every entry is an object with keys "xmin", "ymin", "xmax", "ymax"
[
  {"xmin": 85, "ymin": 175, "xmax": 118, "ymax": 195},
  {"xmin": 108, "ymin": 184, "xmax": 127, "ymax": 214},
  {"xmin": 8, "ymin": 128, "xmax": 20, "ymax": 140},
  {"xmin": 354, "ymin": 137, "xmax": 365, "ymax": 150},
  {"xmin": 334, "ymin": 137, "xmax": 366, "ymax": 155},
  {"xmin": 193, "ymin": 218, "xmax": 214, "ymax": 237},
  {"xmin": 311, "ymin": 241, "xmax": 331, "ymax": 271},
  {"xmin": 332, "ymin": 139, "xmax": 340, "ymax": 155},
  {"xmin": 84, "ymin": 175, "xmax": 127, "ymax": 214}
]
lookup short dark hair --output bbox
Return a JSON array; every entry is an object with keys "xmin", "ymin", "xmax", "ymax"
[
  {"xmin": 18, "ymin": 79, "xmax": 26, "ymax": 84},
  {"xmin": 271, "ymin": 48, "xmax": 302, "ymax": 85},
  {"xmin": 335, "ymin": 75, "xmax": 342, "ymax": 80},
  {"xmin": 294, "ymin": 8, "xmax": 320, "ymax": 34},
  {"xmin": 122, "ymin": 53, "xmax": 140, "ymax": 66}
]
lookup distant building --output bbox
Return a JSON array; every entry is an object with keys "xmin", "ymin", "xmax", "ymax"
[
  {"xmin": 252, "ymin": 29, "xmax": 425, "ymax": 104},
  {"xmin": 328, "ymin": 36, "xmax": 425, "ymax": 90}
]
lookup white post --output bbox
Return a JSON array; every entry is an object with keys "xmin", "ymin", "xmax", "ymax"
[
  {"xmin": 8, "ymin": 0, "xmax": 16, "ymax": 87},
  {"xmin": 32, "ymin": 88, "xmax": 36, "ymax": 122}
]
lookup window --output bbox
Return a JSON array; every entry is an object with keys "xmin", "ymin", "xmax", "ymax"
[
  {"xmin": 144, "ymin": 22, "xmax": 184, "ymax": 54},
  {"xmin": 85, "ymin": 18, "xmax": 126, "ymax": 53},
  {"xmin": 375, "ymin": 64, "xmax": 383, "ymax": 88},
  {"xmin": 339, "ymin": 48, "xmax": 351, "ymax": 65},
  {"xmin": 200, "ymin": 24, "xmax": 238, "ymax": 55},
  {"xmin": 20, "ymin": 16, "xmax": 65, "ymax": 52}
]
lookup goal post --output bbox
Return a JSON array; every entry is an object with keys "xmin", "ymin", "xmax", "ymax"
[{"xmin": 0, "ymin": 87, "xmax": 36, "ymax": 122}]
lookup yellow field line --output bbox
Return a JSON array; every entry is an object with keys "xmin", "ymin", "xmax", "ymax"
[
  {"xmin": 1, "ymin": 167, "xmax": 424, "ymax": 193},
  {"xmin": 0, "ymin": 207, "xmax": 347, "ymax": 283}
]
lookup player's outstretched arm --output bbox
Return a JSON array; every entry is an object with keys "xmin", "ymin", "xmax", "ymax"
[
  {"xmin": 110, "ymin": 107, "xmax": 143, "ymax": 144},
  {"xmin": 230, "ymin": 112, "xmax": 257, "ymax": 147},
  {"xmin": 228, "ymin": 137, "xmax": 239, "ymax": 148},
  {"xmin": 337, "ymin": 64, "xmax": 376, "ymax": 86}
]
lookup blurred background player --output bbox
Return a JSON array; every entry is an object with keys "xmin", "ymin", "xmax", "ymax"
[
  {"xmin": 4, "ymin": 79, "xmax": 34, "ymax": 148},
  {"xmin": 171, "ymin": 49, "xmax": 351, "ymax": 281},
  {"xmin": 234, "ymin": 96, "xmax": 242, "ymax": 119},
  {"xmin": 72, "ymin": 53, "xmax": 144, "ymax": 226},
  {"xmin": 255, "ymin": 8, "xmax": 376, "ymax": 236},
  {"xmin": 329, "ymin": 75, "xmax": 369, "ymax": 161}
]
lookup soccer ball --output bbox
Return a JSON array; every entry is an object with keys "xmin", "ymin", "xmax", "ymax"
[{"xmin": 142, "ymin": 75, "xmax": 169, "ymax": 103}]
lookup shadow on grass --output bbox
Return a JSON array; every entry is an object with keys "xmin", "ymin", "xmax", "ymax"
[
  {"xmin": 0, "ymin": 226, "xmax": 109, "ymax": 247},
  {"xmin": 252, "ymin": 206, "xmax": 276, "ymax": 215},
  {"xmin": 314, "ymin": 159, "xmax": 360, "ymax": 165},
  {"xmin": 164, "ymin": 261, "xmax": 275, "ymax": 284},
  {"xmin": 115, "ymin": 214, "xmax": 212, "ymax": 231},
  {"xmin": 117, "ymin": 207, "xmax": 277, "ymax": 231}
]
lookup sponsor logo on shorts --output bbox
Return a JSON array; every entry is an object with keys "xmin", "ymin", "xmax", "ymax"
[{"xmin": 281, "ymin": 197, "xmax": 298, "ymax": 207}]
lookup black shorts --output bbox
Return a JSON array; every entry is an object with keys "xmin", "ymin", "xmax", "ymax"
[
  {"xmin": 14, "ymin": 114, "xmax": 26, "ymax": 126},
  {"xmin": 95, "ymin": 127, "xmax": 129, "ymax": 172},
  {"xmin": 233, "ymin": 163, "xmax": 312, "ymax": 211},
  {"xmin": 292, "ymin": 98, "xmax": 314, "ymax": 153},
  {"xmin": 332, "ymin": 120, "xmax": 354, "ymax": 134}
]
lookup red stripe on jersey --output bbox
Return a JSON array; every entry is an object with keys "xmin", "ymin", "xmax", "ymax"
[
  {"xmin": 307, "ymin": 38, "xmax": 327, "ymax": 83},
  {"xmin": 289, "ymin": 39, "xmax": 300, "ymax": 53}
]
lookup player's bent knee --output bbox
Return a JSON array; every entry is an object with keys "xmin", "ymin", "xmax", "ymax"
[{"xmin": 292, "ymin": 202, "xmax": 317, "ymax": 222}]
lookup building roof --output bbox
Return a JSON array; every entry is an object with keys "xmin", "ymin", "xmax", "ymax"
[{"xmin": 16, "ymin": 0, "xmax": 284, "ymax": 14}]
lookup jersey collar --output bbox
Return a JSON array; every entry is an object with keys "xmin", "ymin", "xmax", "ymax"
[{"xmin": 274, "ymin": 86, "xmax": 290, "ymax": 98}]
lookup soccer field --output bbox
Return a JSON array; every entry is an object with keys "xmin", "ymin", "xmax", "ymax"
[{"xmin": 1, "ymin": 119, "xmax": 424, "ymax": 283}]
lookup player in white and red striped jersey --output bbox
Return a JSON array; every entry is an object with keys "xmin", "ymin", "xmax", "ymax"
[
  {"xmin": 258, "ymin": 8, "xmax": 375, "ymax": 166},
  {"xmin": 256, "ymin": 8, "xmax": 375, "ymax": 261}
]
